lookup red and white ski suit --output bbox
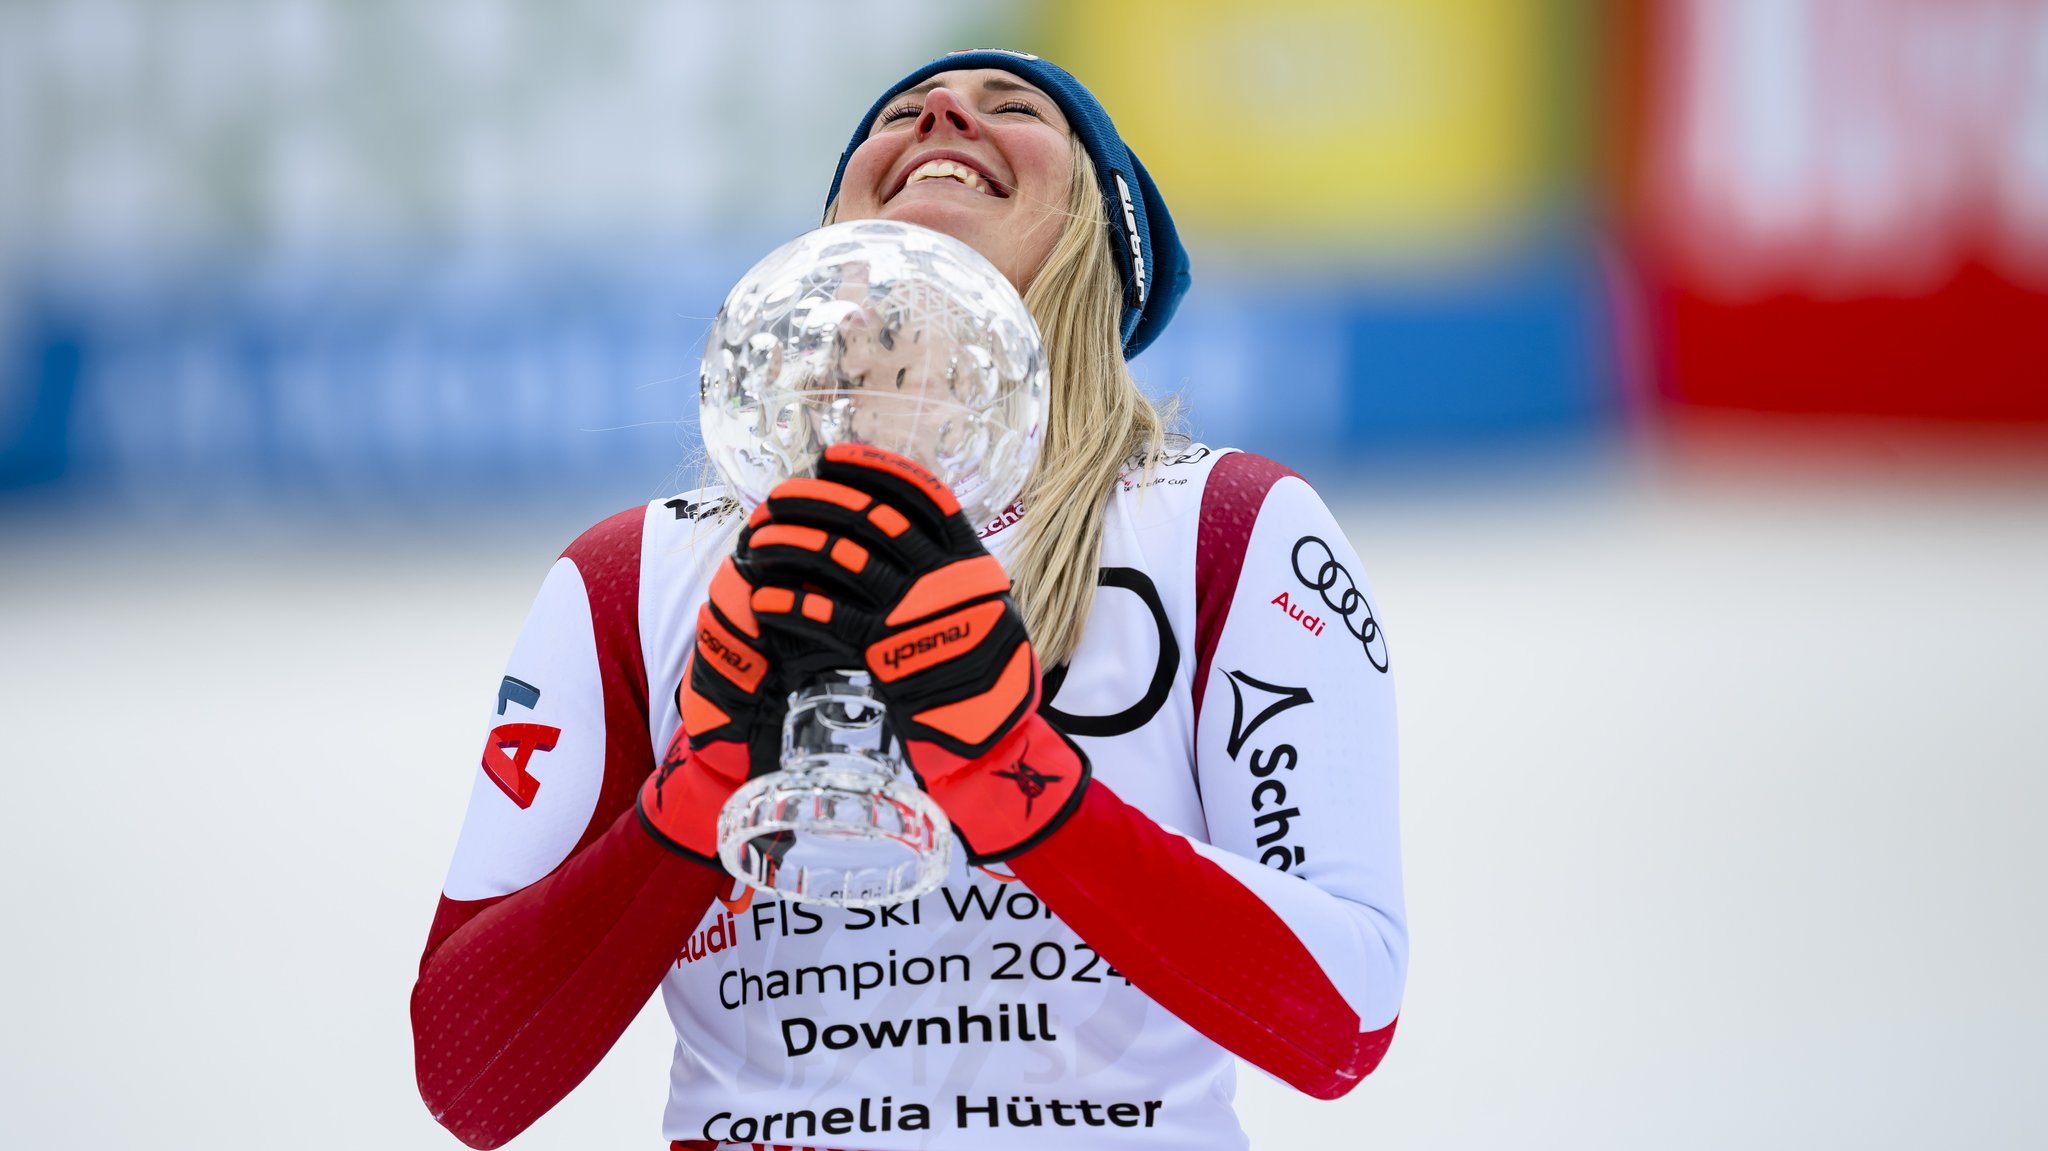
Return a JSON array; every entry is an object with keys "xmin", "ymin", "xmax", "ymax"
[{"xmin": 412, "ymin": 447, "xmax": 1406, "ymax": 1149}]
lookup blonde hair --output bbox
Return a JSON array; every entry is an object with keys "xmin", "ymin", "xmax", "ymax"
[
  {"xmin": 1004, "ymin": 140, "xmax": 1173, "ymax": 668},
  {"xmin": 819, "ymin": 139, "xmax": 1175, "ymax": 668}
]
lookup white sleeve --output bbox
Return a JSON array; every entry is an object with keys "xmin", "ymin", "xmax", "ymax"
[
  {"xmin": 1191, "ymin": 466, "xmax": 1407, "ymax": 1032},
  {"xmin": 438, "ymin": 505, "xmax": 659, "ymax": 900},
  {"xmin": 440, "ymin": 556, "xmax": 610, "ymax": 900}
]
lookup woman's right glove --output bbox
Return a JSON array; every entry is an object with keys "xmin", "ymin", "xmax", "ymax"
[
  {"xmin": 736, "ymin": 443, "xmax": 1092, "ymax": 864},
  {"xmin": 636, "ymin": 557, "xmax": 788, "ymax": 868}
]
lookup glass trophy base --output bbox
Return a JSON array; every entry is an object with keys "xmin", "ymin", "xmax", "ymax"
[
  {"xmin": 717, "ymin": 759, "xmax": 951, "ymax": 908},
  {"xmin": 717, "ymin": 670, "xmax": 952, "ymax": 908}
]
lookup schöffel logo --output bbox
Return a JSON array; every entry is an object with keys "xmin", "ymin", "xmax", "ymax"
[
  {"xmin": 979, "ymin": 500, "xmax": 1024, "ymax": 539},
  {"xmin": 1291, "ymin": 535, "xmax": 1389, "ymax": 672},
  {"xmin": 882, "ymin": 622, "xmax": 974, "ymax": 669},
  {"xmin": 1221, "ymin": 668, "xmax": 1314, "ymax": 874}
]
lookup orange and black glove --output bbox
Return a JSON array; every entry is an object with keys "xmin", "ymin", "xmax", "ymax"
[
  {"xmin": 735, "ymin": 443, "xmax": 1090, "ymax": 864},
  {"xmin": 636, "ymin": 557, "xmax": 800, "ymax": 869}
]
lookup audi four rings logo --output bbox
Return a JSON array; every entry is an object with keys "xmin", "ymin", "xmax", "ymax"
[{"xmin": 1291, "ymin": 535, "xmax": 1389, "ymax": 672}]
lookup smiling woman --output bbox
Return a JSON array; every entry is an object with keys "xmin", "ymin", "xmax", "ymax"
[
  {"xmin": 832, "ymin": 69, "xmax": 1077, "ymax": 290},
  {"xmin": 410, "ymin": 48, "xmax": 1407, "ymax": 1151}
]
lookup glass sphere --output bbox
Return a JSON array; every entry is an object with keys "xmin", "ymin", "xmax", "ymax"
[{"xmin": 699, "ymin": 220, "xmax": 1048, "ymax": 526}]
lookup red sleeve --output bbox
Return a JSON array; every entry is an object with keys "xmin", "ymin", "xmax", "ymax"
[
  {"xmin": 409, "ymin": 508, "xmax": 722, "ymax": 1149},
  {"xmin": 412, "ymin": 812, "xmax": 722, "ymax": 1147},
  {"xmin": 1008, "ymin": 782, "xmax": 1395, "ymax": 1099}
]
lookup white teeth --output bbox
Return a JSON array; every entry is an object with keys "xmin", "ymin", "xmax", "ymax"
[{"xmin": 906, "ymin": 159, "xmax": 985, "ymax": 192}]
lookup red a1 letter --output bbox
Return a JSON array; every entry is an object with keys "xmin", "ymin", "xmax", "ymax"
[{"xmin": 482, "ymin": 723, "xmax": 561, "ymax": 809}]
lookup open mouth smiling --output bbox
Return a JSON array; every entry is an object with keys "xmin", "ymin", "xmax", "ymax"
[{"xmin": 888, "ymin": 152, "xmax": 1010, "ymax": 200}]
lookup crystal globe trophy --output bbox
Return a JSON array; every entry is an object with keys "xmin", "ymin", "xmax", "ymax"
[{"xmin": 697, "ymin": 220, "xmax": 1047, "ymax": 908}]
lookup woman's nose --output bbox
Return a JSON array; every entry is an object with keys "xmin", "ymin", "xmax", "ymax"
[{"xmin": 917, "ymin": 88, "xmax": 979, "ymax": 140}]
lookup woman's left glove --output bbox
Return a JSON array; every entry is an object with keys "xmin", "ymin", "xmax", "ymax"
[
  {"xmin": 636, "ymin": 557, "xmax": 792, "ymax": 869},
  {"xmin": 737, "ymin": 443, "xmax": 1091, "ymax": 863}
]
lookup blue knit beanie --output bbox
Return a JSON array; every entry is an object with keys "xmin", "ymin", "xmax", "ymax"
[{"xmin": 824, "ymin": 49, "xmax": 1191, "ymax": 359}]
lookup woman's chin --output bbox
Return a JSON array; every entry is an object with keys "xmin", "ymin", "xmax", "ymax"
[
  {"xmin": 837, "ymin": 199, "xmax": 1039, "ymax": 292},
  {"xmin": 874, "ymin": 200, "xmax": 997, "ymax": 250}
]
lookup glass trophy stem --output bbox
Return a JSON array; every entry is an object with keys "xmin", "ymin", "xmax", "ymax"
[{"xmin": 716, "ymin": 670, "xmax": 951, "ymax": 908}]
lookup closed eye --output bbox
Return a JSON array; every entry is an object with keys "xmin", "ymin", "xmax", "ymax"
[{"xmin": 877, "ymin": 97, "xmax": 1045, "ymax": 128}]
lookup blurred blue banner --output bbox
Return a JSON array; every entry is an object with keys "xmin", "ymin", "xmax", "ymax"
[
  {"xmin": 3, "ymin": 229, "xmax": 1618, "ymax": 510},
  {"xmin": 0, "ymin": 0, "xmax": 1624, "ymax": 516},
  {"xmin": 1139, "ymin": 228, "xmax": 1620, "ymax": 474}
]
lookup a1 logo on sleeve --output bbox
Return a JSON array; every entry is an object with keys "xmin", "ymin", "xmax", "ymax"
[{"xmin": 482, "ymin": 675, "xmax": 562, "ymax": 810}]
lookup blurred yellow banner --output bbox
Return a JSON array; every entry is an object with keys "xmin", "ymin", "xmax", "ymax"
[{"xmin": 1048, "ymin": 0, "xmax": 1545, "ymax": 249}]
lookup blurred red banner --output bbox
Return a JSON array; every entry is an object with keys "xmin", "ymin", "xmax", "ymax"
[{"xmin": 1628, "ymin": 0, "xmax": 2048, "ymax": 420}]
